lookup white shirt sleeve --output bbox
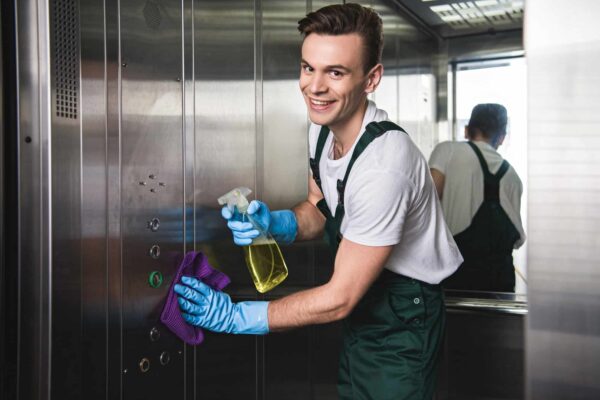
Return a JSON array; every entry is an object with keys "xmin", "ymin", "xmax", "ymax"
[
  {"xmin": 341, "ymin": 169, "xmax": 416, "ymax": 247},
  {"xmin": 428, "ymin": 141, "xmax": 453, "ymax": 174}
]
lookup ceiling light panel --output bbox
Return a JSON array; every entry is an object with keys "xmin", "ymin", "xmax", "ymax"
[{"xmin": 425, "ymin": 0, "xmax": 524, "ymax": 29}]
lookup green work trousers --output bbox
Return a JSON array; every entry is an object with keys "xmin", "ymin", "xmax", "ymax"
[{"xmin": 338, "ymin": 270, "xmax": 445, "ymax": 400}]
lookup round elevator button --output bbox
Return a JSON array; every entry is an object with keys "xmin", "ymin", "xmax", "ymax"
[
  {"xmin": 147, "ymin": 218, "xmax": 160, "ymax": 232},
  {"xmin": 139, "ymin": 358, "xmax": 150, "ymax": 373},
  {"xmin": 149, "ymin": 327, "xmax": 161, "ymax": 342},
  {"xmin": 149, "ymin": 244, "xmax": 161, "ymax": 259},
  {"xmin": 149, "ymin": 271, "xmax": 163, "ymax": 288},
  {"xmin": 160, "ymin": 351, "xmax": 171, "ymax": 366}
]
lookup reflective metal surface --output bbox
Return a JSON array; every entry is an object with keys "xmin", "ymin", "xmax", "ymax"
[
  {"xmin": 526, "ymin": 1, "xmax": 600, "ymax": 399},
  {"xmin": 120, "ymin": 0, "xmax": 186, "ymax": 397},
  {"xmin": 79, "ymin": 0, "xmax": 109, "ymax": 397},
  {"xmin": 0, "ymin": 2, "xmax": 20, "ymax": 398},
  {"xmin": 49, "ymin": 0, "xmax": 84, "ymax": 397},
  {"xmin": 445, "ymin": 291, "xmax": 528, "ymax": 315},
  {"xmin": 370, "ymin": 1, "xmax": 440, "ymax": 158},
  {"xmin": 15, "ymin": 0, "xmax": 53, "ymax": 398},
  {"xmin": 438, "ymin": 308, "xmax": 525, "ymax": 400},
  {"xmin": 6, "ymin": 0, "xmax": 538, "ymax": 399}
]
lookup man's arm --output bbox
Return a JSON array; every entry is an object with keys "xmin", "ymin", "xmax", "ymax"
[
  {"xmin": 174, "ymin": 237, "xmax": 393, "ymax": 335},
  {"xmin": 292, "ymin": 173, "xmax": 326, "ymax": 241},
  {"xmin": 268, "ymin": 238, "xmax": 393, "ymax": 330},
  {"xmin": 430, "ymin": 168, "xmax": 445, "ymax": 200}
]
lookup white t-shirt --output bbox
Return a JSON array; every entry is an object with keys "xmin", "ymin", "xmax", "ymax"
[
  {"xmin": 308, "ymin": 101, "xmax": 463, "ymax": 284},
  {"xmin": 428, "ymin": 140, "xmax": 525, "ymax": 248}
]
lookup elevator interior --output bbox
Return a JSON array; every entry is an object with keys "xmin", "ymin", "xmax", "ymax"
[{"xmin": 3, "ymin": 1, "xmax": 599, "ymax": 400}]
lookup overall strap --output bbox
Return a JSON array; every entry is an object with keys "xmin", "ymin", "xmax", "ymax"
[
  {"xmin": 467, "ymin": 141, "xmax": 510, "ymax": 201},
  {"xmin": 467, "ymin": 141, "xmax": 492, "ymax": 177},
  {"xmin": 309, "ymin": 125, "xmax": 330, "ymax": 192},
  {"xmin": 495, "ymin": 160, "xmax": 510, "ymax": 180},
  {"xmin": 313, "ymin": 120, "xmax": 407, "ymax": 251}
]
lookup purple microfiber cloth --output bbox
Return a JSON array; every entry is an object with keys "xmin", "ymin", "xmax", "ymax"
[{"xmin": 160, "ymin": 251, "xmax": 231, "ymax": 345}]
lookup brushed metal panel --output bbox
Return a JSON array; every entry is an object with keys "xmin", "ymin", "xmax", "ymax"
[
  {"xmin": 265, "ymin": 327, "xmax": 311, "ymax": 400},
  {"xmin": 261, "ymin": 0, "xmax": 306, "ymax": 211},
  {"xmin": 105, "ymin": 0, "xmax": 123, "ymax": 397},
  {"xmin": 312, "ymin": 1, "xmax": 342, "ymax": 10},
  {"xmin": 447, "ymin": 31, "xmax": 523, "ymax": 61},
  {"xmin": 182, "ymin": 0, "xmax": 196, "ymax": 397},
  {"xmin": 16, "ymin": 0, "xmax": 53, "ymax": 398},
  {"xmin": 119, "ymin": 0, "xmax": 185, "ymax": 398},
  {"xmin": 526, "ymin": 1, "xmax": 600, "ymax": 399},
  {"xmin": 312, "ymin": 323, "xmax": 343, "ymax": 399},
  {"xmin": 261, "ymin": 2, "xmax": 315, "ymax": 396},
  {"xmin": 193, "ymin": 0, "xmax": 260, "ymax": 396},
  {"xmin": 49, "ymin": 0, "xmax": 83, "ymax": 396},
  {"xmin": 261, "ymin": 0, "xmax": 313, "ymax": 293},
  {"xmin": 194, "ymin": 0, "xmax": 256, "ymax": 292},
  {"xmin": 195, "ymin": 326, "xmax": 259, "ymax": 400},
  {"xmin": 367, "ymin": 1, "xmax": 439, "ymax": 159},
  {"xmin": 437, "ymin": 310, "xmax": 525, "ymax": 400},
  {"xmin": 2, "ymin": 2, "xmax": 20, "ymax": 398},
  {"xmin": 376, "ymin": 74, "xmax": 399, "ymax": 123},
  {"xmin": 79, "ymin": 0, "xmax": 109, "ymax": 397}
]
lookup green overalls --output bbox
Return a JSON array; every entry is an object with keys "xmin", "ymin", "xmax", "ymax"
[
  {"xmin": 443, "ymin": 141, "xmax": 520, "ymax": 292},
  {"xmin": 310, "ymin": 121, "xmax": 445, "ymax": 400}
]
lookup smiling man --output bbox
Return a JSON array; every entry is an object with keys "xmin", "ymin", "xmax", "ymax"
[{"xmin": 174, "ymin": 4, "xmax": 462, "ymax": 399}]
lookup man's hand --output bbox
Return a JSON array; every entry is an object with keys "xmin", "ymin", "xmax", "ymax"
[
  {"xmin": 221, "ymin": 200, "xmax": 297, "ymax": 245},
  {"xmin": 174, "ymin": 276, "xmax": 269, "ymax": 335}
]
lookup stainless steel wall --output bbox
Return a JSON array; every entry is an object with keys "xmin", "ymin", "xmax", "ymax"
[
  {"xmin": 10, "ymin": 0, "xmax": 439, "ymax": 399},
  {"xmin": 525, "ymin": 1, "xmax": 600, "ymax": 399}
]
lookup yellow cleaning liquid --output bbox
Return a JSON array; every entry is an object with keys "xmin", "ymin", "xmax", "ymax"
[
  {"xmin": 217, "ymin": 187, "xmax": 289, "ymax": 293},
  {"xmin": 243, "ymin": 242, "xmax": 288, "ymax": 293}
]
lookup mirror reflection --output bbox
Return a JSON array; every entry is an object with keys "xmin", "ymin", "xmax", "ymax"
[
  {"xmin": 434, "ymin": 57, "xmax": 528, "ymax": 294},
  {"xmin": 430, "ymin": 102, "xmax": 526, "ymax": 293},
  {"xmin": 449, "ymin": 55, "xmax": 527, "ymax": 294}
]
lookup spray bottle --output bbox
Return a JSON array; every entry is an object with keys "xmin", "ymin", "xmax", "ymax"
[{"xmin": 218, "ymin": 187, "xmax": 288, "ymax": 293}]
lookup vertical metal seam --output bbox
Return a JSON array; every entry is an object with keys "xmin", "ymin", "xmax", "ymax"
[
  {"xmin": 117, "ymin": 0, "xmax": 123, "ymax": 397},
  {"xmin": 37, "ymin": 0, "xmax": 53, "ymax": 396},
  {"xmin": 13, "ymin": 1, "xmax": 21, "ymax": 397},
  {"xmin": 35, "ymin": 1, "xmax": 43, "ymax": 394},
  {"xmin": 253, "ymin": 1, "xmax": 265, "ymax": 398},
  {"xmin": 190, "ymin": 1, "xmax": 197, "ymax": 398},
  {"xmin": 102, "ymin": 1, "xmax": 109, "ymax": 397},
  {"xmin": 180, "ymin": 0, "xmax": 187, "ymax": 398},
  {"xmin": 255, "ymin": 0, "xmax": 263, "ymax": 201},
  {"xmin": 77, "ymin": 0, "xmax": 85, "ymax": 392},
  {"xmin": 190, "ymin": 0, "xmax": 195, "ymax": 276},
  {"xmin": 180, "ymin": 0, "xmax": 186, "ymax": 259}
]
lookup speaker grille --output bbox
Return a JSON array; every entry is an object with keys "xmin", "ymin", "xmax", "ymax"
[{"xmin": 51, "ymin": 0, "xmax": 79, "ymax": 120}]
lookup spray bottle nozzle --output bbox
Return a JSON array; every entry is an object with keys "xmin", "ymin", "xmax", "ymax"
[{"xmin": 217, "ymin": 186, "xmax": 252, "ymax": 214}]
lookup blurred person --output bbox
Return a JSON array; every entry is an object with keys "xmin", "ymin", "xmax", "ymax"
[{"xmin": 429, "ymin": 103, "xmax": 525, "ymax": 292}]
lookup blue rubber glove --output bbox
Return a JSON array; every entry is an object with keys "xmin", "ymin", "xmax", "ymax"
[
  {"xmin": 174, "ymin": 276, "xmax": 269, "ymax": 335},
  {"xmin": 221, "ymin": 200, "xmax": 297, "ymax": 246}
]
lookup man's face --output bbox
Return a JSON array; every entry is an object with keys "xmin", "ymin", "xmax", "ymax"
[{"xmin": 299, "ymin": 33, "xmax": 370, "ymax": 128}]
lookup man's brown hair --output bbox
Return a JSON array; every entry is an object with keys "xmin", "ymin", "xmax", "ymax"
[{"xmin": 297, "ymin": 3, "xmax": 383, "ymax": 74}]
